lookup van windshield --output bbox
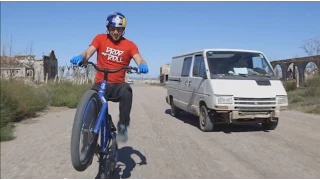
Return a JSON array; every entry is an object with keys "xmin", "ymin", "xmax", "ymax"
[{"xmin": 206, "ymin": 51, "xmax": 275, "ymax": 77}]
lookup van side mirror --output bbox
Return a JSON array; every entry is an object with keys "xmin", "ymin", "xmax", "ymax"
[{"xmin": 202, "ymin": 73, "xmax": 207, "ymax": 79}]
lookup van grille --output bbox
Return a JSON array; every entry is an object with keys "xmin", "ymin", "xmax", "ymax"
[{"xmin": 234, "ymin": 97, "xmax": 276, "ymax": 111}]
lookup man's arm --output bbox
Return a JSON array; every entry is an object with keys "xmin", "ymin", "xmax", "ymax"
[
  {"xmin": 81, "ymin": 45, "xmax": 97, "ymax": 61},
  {"xmin": 129, "ymin": 41, "xmax": 147, "ymax": 65},
  {"xmin": 81, "ymin": 34, "xmax": 102, "ymax": 61},
  {"xmin": 133, "ymin": 54, "xmax": 147, "ymax": 65}
]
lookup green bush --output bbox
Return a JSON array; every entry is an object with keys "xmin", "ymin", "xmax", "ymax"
[
  {"xmin": 0, "ymin": 80, "xmax": 48, "ymax": 121},
  {"xmin": 0, "ymin": 79, "xmax": 92, "ymax": 141},
  {"xmin": 0, "ymin": 80, "xmax": 48, "ymax": 141},
  {"xmin": 302, "ymin": 87, "xmax": 320, "ymax": 97},
  {"xmin": 49, "ymin": 82, "xmax": 92, "ymax": 108},
  {"xmin": 283, "ymin": 80, "xmax": 297, "ymax": 91},
  {"xmin": 305, "ymin": 104, "xmax": 320, "ymax": 114},
  {"xmin": 288, "ymin": 92, "xmax": 303, "ymax": 104},
  {"xmin": 286, "ymin": 74, "xmax": 320, "ymax": 114},
  {"xmin": 305, "ymin": 75, "xmax": 320, "ymax": 87},
  {"xmin": 0, "ymin": 96, "xmax": 15, "ymax": 141}
]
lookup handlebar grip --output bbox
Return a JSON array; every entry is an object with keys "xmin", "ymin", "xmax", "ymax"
[{"xmin": 78, "ymin": 61, "xmax": 87, "ymax": 68}]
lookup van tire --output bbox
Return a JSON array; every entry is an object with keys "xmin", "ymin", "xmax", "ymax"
[
  {"xmin": 262, "ymin": 117, "xmax": 278, "ymax": 130},
  {"xmin": 170, "ymin": 98, "xmax": 180, "ymax": 117},
  {"xmin": 199, "ymin": 105, "xmax": 214, "ymax": 132}
]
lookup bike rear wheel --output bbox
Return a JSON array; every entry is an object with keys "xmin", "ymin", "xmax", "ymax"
[{"xmin": 71, "ymin": 90, "xmax": 100, "ymax": 171}]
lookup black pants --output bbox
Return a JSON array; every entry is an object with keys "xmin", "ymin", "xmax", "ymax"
[{"xmin": 92, "ymin": 82, "xmax": 133, "ymax": 127}]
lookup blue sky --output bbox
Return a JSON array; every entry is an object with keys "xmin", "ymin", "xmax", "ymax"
[{"xmin": 1, "ymin": 1, "xmax": 320, "ymax": 77}]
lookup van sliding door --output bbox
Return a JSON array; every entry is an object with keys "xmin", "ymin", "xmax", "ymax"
[{"xmin": 178, "ymin": 56, "xmax": 193, "ymax": 110}]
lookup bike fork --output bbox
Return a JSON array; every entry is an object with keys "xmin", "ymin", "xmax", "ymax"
[
  {"xmin": 95, "ymin": 133, "xmax": 118, "ymax": 179},
  {"xmin": 95, "ymin": 115, "xmax": 118, "ymax": 178}
]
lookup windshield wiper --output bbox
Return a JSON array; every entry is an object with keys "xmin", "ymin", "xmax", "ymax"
[
  {"xmin": 252, "ymin": 72, "xmax": 271, "ymax": 78},
  {"xmin": 238, "ymin": 73, "xmax": 248, "ymax": 77}
]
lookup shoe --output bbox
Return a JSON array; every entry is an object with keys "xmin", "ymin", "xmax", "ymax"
[{"xmin": 116, "ymin": 124, "xmax": 128, "ymax": 143}]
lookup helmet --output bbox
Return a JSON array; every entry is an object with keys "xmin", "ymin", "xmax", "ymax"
[{"xmin": 106, "ymin": 12, "xmax": 127, "ymax": 28}]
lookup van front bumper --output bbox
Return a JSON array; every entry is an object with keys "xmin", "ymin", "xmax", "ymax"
[
  {"xmin": 213, "ymin": 105, "xmax": 281, "ymax": 120},
  {"xmin": 229, "ymin": 109, "xmax": 280, "ymax": 120}
]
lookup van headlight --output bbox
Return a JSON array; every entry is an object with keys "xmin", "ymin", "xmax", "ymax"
[
  {"xmin": 276, "ymin": 95, "xmax": 288, "ymax": 105},
  {"xmin": 216, "ymin": 96, "xmax": 233, "ymax": 104}
]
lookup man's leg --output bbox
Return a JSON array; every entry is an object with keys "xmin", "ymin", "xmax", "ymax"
[
  {"xmin": 92, "ymin": 82, "xmax": 133, "ymax": 142},
  {"xmin": 107, "ymin": 82, "xmax": 133, "ymax": 143}
]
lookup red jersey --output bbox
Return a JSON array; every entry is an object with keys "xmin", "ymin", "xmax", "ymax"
[{"xmin": 90, "ymin": 33, "xmax": 140, "ymax": 83}]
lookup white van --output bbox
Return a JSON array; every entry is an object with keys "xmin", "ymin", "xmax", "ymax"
[{"xmin": 165, "ymin": 49, "xmax": 288, "ymax": 132}]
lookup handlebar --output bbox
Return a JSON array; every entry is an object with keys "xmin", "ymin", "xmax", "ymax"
[{"xmin": 78, "ymin": 61, "xmax": 140, "ymax": 74}]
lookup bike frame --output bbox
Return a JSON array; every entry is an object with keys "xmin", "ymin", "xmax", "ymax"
[
  {"xmin": 82, "ymin": 62, "xmax": 138, "ymax": 154},
  {"xmin": 94, "ymin": 78, "xmax": 111, "ymax": 153}
]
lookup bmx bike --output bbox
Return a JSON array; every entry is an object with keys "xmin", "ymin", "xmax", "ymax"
[{"xmin": 70, "ymin": 61, "xmax": 139, "ymax": 178}]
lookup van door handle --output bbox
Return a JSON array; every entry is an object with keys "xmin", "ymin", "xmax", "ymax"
[{"xmin": 188, "ymin": 81, "xmax": 192, "ymax": 86}]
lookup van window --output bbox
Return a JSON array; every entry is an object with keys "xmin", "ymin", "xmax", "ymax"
[
  {"xmin": 252, "ymin": 56, "xmax": 269, "ymax": 72},
  {"xmin": 206, "ymin": 51, "xmax": 275, "ymax": 77},
  {"xmin": 192, "ymin": 55, "xmax": 206, "ymax": 77},
  {"xmin": 181, "ymin": 57, "xmax": 192, "ymax": 77}
]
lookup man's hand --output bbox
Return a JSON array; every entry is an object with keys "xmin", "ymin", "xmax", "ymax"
[
  {"xmin": 133, "ymin": 54, "xmax": 149, "ymax": 74},
  {"xmin": 138, "ymin": 64, "xmax": 148, "ymax": 74},
  {"xmin": 70, "ymin": 55, "xmax": 84, "ymax": 66}
]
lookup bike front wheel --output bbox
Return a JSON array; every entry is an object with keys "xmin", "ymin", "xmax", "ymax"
[
  {"xmin": 96, "ymin": 131, "xmax": 119, "ymax": 179},
  {"xmin": 71, "ymin": 90, "xmax": 100, "ymax": 171}
]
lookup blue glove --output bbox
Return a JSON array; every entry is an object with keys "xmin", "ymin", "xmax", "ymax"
[
  {"xmin": 138, "ymin": 64, "xmax": 148, "ymax": 74},
  {"xmin": 70, "ymin": 55, "xmax": 84, "ymax": 66}
]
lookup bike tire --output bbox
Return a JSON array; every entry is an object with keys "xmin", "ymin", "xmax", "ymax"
[
  {"xmin": 97, "ymin": 133, "xmax": 119, "ymax": 179},
  {"xmin": 71, "ymin": 90, "xmax": 100, "ymax": 172},
  {"xmin": 107, "ymin": 132, "xmax": 119, "ymax": 178}
]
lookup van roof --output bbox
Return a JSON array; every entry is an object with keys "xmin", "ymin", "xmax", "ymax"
[{"xmin": 172, "ymin": 48, "xmax": 264, "ymax": 58}]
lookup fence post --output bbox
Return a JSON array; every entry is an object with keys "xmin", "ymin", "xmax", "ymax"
[{"xmin": 45, "ymin": 73, "xmax": 48, "ymax": 83}]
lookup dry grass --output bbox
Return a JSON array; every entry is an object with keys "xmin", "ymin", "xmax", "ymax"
[
  {"xmin": 285, "ymin": 75, "xmax": 320, "ymax": 114},
  {"xmin": 0, "ymin": 79, "xmax": 92, "ymax": 141},
  {"xmin": 146, "ymin": 82, "xmax": 167, "ymax": 88}
]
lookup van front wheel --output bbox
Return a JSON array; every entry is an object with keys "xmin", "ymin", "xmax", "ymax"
[
  {"xmin": 262, "ymin": 117, "xmax": 278, "ymax": 130},
  {"xmin": 199, "ymin": 105, "xmax": 214, "ymax": 132}
]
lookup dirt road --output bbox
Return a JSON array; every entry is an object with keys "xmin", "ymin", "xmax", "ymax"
[{"xmin": 1, "ymin": 83, "xmax": 320, "ymax": 179}]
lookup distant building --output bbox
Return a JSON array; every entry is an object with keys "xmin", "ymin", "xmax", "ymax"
[
  {"xmin": 160, "ymin": 63, "xmax": 170, "ymax": 83},
  {"xmin": 0, "ymin": 50, "xmax": 58, "ymax": 83}
]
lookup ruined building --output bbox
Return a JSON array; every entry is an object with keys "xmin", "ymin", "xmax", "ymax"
[
  {"xmin": 160, "ymin": 64, "xmax": 170, "ymax": 83},
  {"xmin": 0, "ymin": 50, "xmax": 58, "ymax": 83}
]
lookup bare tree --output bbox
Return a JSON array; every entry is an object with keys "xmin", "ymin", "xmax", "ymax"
[
  {"xmin": 1, "ymin": 41, "xmax": 17, "ymax": 78},
  {"xmin": 2, "ymin": 44, "xmax": 7, "ymax": 56},
  {"xmin": 9, "ymin": 35, "xmax": 13, "ymax": 57},
  {"xmin": 1, "ymin": 37, "xmax": 39, "ymax": 80},
  {"xmin": 300, "ymin": 37, "xmax": 320, "ymax": 76},
  {"xmin": 29, "ymin": 41, "xmax": 33, "ymax": 56},
  {"xmin": 24, "ymin": 41, "xmax": 35, "ymax": 79},
  {"xmin": 300, "ymin": 36, "xmax": 320, "ymax": 56}
]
